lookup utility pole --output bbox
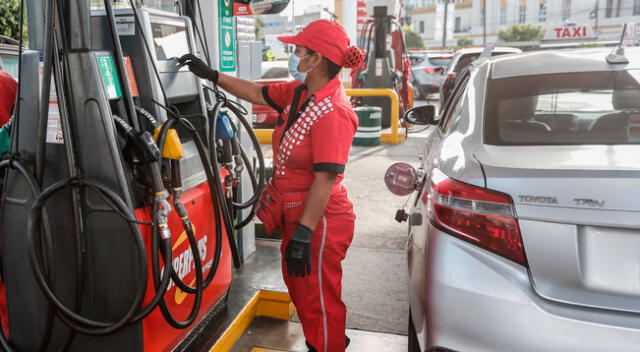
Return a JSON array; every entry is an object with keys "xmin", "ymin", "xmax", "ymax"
[
  {"xmin": 442, "ymin": 0, "xmax": 449, "ymax": 47},
  {"xmin": 483, "ymin": 0, "xmax": 487, "ymax": 44},
  {"xmin": 590, "ymin": 0, "xmax": 599, "ymax": 34}
]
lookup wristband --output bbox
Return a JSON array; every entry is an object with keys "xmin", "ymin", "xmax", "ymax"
[{"xmin": 292, "ymin": 223, "xmax": 313, "ymax": 243}]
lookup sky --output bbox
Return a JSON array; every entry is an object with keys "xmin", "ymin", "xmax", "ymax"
[{"xmin": 288, "ymin": 0, "xmax": 334, "ymax": 17}]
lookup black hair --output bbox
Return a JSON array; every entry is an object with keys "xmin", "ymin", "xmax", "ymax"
[
  {"xmin": 306, "ymin": 49, "xmax": 342, "ymax": 78},
  {"xmin": 324, "ymin": 58, "xmax": 342, "ymax": 78}
]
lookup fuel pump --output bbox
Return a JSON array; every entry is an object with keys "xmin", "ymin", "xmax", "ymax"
[
  {"xmin": 0, "ymin": 0, "xmax": 265, "ymax": 351},
  {"xmin": 352, "ymin": 0, "xmax": 412, "ymax": 128}
]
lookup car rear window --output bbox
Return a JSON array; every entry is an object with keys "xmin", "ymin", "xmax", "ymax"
[
  {"xmin": 261, "ymin": 67, "xmax": 289, "ymax": 79},
  {"xmin": 0, "ymin": 54, "xmax": 18, "ymax": 79},
  {"xmin": 409, "ymin": 56, "xmax": 425, "ymax": 66},
  {"xmin": 485, "ymin": 70, "xmax": 640, "ymax": 145},
  {"xmin": 428, "ymin": 57, "xmax": 451, "ymax": 67},
  {"xmin": 453, "ymin": 51, "xmax": 513, "ymax": 72}
]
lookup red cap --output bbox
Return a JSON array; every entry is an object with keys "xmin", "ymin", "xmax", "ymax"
[{"xmin": 278, "ymin": 20, "xmax": 365, "ymax": 69}]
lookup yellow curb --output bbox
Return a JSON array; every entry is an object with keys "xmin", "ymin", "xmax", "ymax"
[{"xmin": 209, "ymin": 290, "xmax": 294, "ymax": 352}]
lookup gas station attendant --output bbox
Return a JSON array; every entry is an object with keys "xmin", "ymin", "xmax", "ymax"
[{"xmin": 179, "ymin": 19, "xmax": 365, "ymax": 352}]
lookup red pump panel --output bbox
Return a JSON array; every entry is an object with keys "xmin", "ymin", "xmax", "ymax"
[{"xmin": 137, "ymin": 181, "xmax": 233, "ymax": 352}]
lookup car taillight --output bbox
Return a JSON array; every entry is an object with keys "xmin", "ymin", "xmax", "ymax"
[
  {"xmin": 426, "ymin": 169, "xmax": 527, "ymax": 265},
  {"xmin": 447, "ymin": 73, "xmax": 457, "ymax": 80},
  {"xmin": 423, "ymin": 67, "xmax": 436, "ymax": 73}
]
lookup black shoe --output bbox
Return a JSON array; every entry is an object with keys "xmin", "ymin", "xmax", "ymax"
[{"xmin": 305, "ymin": 336, "xmax": 350, "ymax": 351}]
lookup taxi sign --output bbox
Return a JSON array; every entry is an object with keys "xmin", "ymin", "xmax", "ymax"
[{"xmin": 544, "ymin": 23, "xmax": 596, "ymax": 41}]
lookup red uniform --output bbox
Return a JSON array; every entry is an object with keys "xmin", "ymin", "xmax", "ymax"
[
  {"xmin": 262, "ymin": 76, "xmax": 358, "ymax": 352},
  {"xmin": 0, "ymin": 71, "xmax": 17, "ymax": 126}
]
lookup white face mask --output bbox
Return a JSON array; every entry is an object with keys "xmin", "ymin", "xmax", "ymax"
[{"xmin": 288, "ymin": 53, "xmax": 314, "ymax": 83}]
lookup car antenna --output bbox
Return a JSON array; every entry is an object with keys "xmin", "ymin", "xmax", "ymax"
[
  {"xmin": 479, "ymin": 44, "xmax": 495, "ymax": 59},
  {"xmin": 606, "ymin": 23, "xmax": 629, "ymax": 64}
]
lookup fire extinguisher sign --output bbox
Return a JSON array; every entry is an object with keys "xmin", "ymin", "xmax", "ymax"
[{"xmin": 219, "ymin": 0, "xmax": 237, "ymax": 72}]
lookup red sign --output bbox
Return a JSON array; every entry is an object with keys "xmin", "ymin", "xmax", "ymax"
[
  {"xmin": 233, "ymin": 2, "xmax": 253, "ymax": 16},
  {"xmin": 544, "ymin": 24, "xmax": 596, "ymax": 41}
]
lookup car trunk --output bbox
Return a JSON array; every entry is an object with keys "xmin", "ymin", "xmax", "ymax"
[{"xmin": 474, "ymin": 144, "xmax": 640, "ymax": 313}]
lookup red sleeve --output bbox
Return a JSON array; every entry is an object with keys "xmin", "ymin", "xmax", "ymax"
[
  {"xmin": 261, "ymin": 81, "xmax": 301, "ymax": 113},
  {"xmin": 310, "ymin": 109, "xmax": 357, "ymax": 174}
]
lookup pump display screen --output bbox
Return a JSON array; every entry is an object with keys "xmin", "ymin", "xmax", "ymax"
[{"xmin": 151, "ymin": 22, "xmax": 189, "ymax": 60}]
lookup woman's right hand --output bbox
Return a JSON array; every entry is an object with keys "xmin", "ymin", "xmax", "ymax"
[{"xmin": 178, "ymin": 54, "xmax": 219, "ymax": 83}]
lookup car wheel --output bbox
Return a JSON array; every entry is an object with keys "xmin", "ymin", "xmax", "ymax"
[{"xmin": 408, "ymin": 311, "xmax": 421, "ymax": 352}]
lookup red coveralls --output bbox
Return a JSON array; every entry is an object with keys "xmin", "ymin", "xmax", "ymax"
[{"xmin": 262, "ymin": 77, "xmax": 358, "ymax": 352}]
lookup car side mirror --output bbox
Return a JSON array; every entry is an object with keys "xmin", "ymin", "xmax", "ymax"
[
  {"xmin": 404, "ymin": 105, "xmax": 437, "ymax": 125},
  {"xmin": 435, "ymin": 67, "xmax": 444, "ymax": 74}
]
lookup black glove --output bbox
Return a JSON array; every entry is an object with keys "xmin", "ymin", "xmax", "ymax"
[
  {"xmin": 178, "ymin": 54, "xmax": 219, "ymax": 83},
  {"xmin": 285, "ymin": 224, "xmax": 313, "ymax": 277}
]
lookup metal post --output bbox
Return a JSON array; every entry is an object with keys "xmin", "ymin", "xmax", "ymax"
[
  {"xmin": 483, "ymin": 0, "xmax": 487, "ymax": 44},
  {"xmin": 595, "ymin": 0, "xmax": 599, "ymax": 33},
  {"xmin": 442, "ymin": 0, "xmax": 448, "ymax": 47}
]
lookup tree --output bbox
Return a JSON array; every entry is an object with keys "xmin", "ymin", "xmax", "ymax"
[
  {"xmin": 0, "ymin": 0, "xmax": 26, "ymax": 41},
  {"xmin": 255, "ymin": 16, "xmax": 266, "ymax": 41},
  {"xmin": 498, "ymin": 23, "xmax": 544, "ymax": 43},
  {"xmin": 457, "ymin": 37, "xmax": 473, "ymax": 47},
  {"xmin": 404, "ymin": 26, "xmax": 424, "ymax": 49}
]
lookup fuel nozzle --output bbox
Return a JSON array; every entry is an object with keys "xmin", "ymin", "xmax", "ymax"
[{"xmin": 113, "ymin": 115, "xmax": 161, "ymax": 163}]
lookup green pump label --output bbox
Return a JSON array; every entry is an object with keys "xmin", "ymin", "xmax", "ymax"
[{"xmin": 97, "ymin": 55, "xmax": 123, "ymax": 100}]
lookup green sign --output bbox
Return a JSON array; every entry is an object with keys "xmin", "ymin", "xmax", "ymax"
[
  {"xmin": 97, "ymin": 56, "xmax": 122, "ymax": 100},
  {"xmin": 218, "ymin": 0, "xmax": 236, "ymax": 72}
]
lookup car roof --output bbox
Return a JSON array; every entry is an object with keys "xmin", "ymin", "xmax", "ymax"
[
  {"xmin": 455, "ymin": 46, "xmax": 521, "ymax": 56},
  {"xmin": 489, "ymin": 47, "xmax": 640, "ymax": 79}
]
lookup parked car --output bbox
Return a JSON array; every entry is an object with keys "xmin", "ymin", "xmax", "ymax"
[
  {"xmin": 0, "ymin": 35, "xmax": 19, "ymax": 79},
  {"xmin": 386, "ymin": 47, "xmax": 640, "ymax": 352},
  {"xmin": 439, "ymin": 46, "xmax": 521, "ymax": 105},
  {"xmin": 409, "ymin": 52, "xmax": 452, "ymax": 99},
  {"xmin": 253, "ymin": 60, "xmax": 291, "ymax": 128}
]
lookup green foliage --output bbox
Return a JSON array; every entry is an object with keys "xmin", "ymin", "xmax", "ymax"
[
  {"xmin": 0, "ymin": 0, "xmax": 26, "ymax": 42},
  {"xmin": 404, "ymin": 25, "xmax": 424, "ymax": 49},
  {"xmin": 498, "ymin": 24, "xmax": 544, "ymax": 43},
  {"xmin": 497, "ymin": 24, "xmax": 544, "ymax": 51},
  {"xmin": 263, "ymin": 49, "xmax": 275, "ymax": 61},
  {"xmin": 255, "ymin": 16, "xmax": 266, "ymax": 41},
  {"xmin": 457, "ymin": 37, "xmax": 473, "ymax": 47}
]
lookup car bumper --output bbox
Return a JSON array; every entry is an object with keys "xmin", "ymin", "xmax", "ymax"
[{"xmin": 421, "ymin": 228, "xmax": 640, "ymax": 352}]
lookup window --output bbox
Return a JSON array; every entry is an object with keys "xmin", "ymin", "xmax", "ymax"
[
  {"xmin": 539, "ymin": 3, "xmax": 547, "ymax": 22},
  {"xmin": 439, "ymin": 74, "xmax": 470, "ymax": 133},
  {"xmin": 419, "ymin": 20, "xmax": 425, "ymax": 34},
  {"xmin": 485, "ymin": 70, "xmax": 640, "ymax": 145},
  {"xmin": 635, "ymin": 0, "xmax": 640, "ymax": 15},
  {"xmin": 454, "ymin": 17, "xmax": 462, "ymax": 32},
  {"xmin": 518, "ymin": 5, "xmax": 526, "ymax": 23},
  {"xmin": 605, "ymin": 0, "xmax": 614, "ymax": 18},
  {"xmin": 480, "ymin": 10, "xmax": 485, "ymax": 27},
  {"xmin": 500, "ymin": 6, "xmax": 507, "ymax": 25},
  {"xmin": 562, "ymin": 0, "xmax": 571, "ymax": 20}
]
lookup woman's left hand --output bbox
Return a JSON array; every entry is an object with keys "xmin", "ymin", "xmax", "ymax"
[{"xmin": 285, "ymin": 224, "xmax": 313, "ymax": 277}]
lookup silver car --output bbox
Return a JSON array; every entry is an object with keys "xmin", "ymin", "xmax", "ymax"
[{"xmin": 386, "ymin": 47, "xmax": 640, "ymax": 351}]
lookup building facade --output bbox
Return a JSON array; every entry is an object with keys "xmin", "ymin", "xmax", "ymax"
[{"xmin": 405, "ymin": 0, "xmax": 640, "ymax": 47}]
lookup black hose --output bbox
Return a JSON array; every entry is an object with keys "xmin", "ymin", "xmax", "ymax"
[
  {"xmin": 208, "ymin": 101, "xmax": 241, "ymax": 268},
  {"xmin": 103, "ymin": 0, "xmax": 140, "ymax": 131},
  {"xmin": 35, "ymin": 0, "xmax": 55, "ymax": 185},
  {"xmin": 26, "ymin": 178, "xmax": 148, "ymax": 336},
  {"xmin": 227, "ymin": 103, "xmax": 265, "ymax": 211},
  {"xmin": 0, "ymin": 159, "xmax": 56, "ymax": 352}
]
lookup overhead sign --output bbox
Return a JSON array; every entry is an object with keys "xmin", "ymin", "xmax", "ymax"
[
  {"xmin": 219, "ymin": 0, "xmax": 236, "ymax": 72},
  {"xmin": 544, "ymin": 24, "xmax": 596, "ymax": 41},
  {"xmin": 233, "ymin": 0, "xmax": 290, "ymax": 16}
]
